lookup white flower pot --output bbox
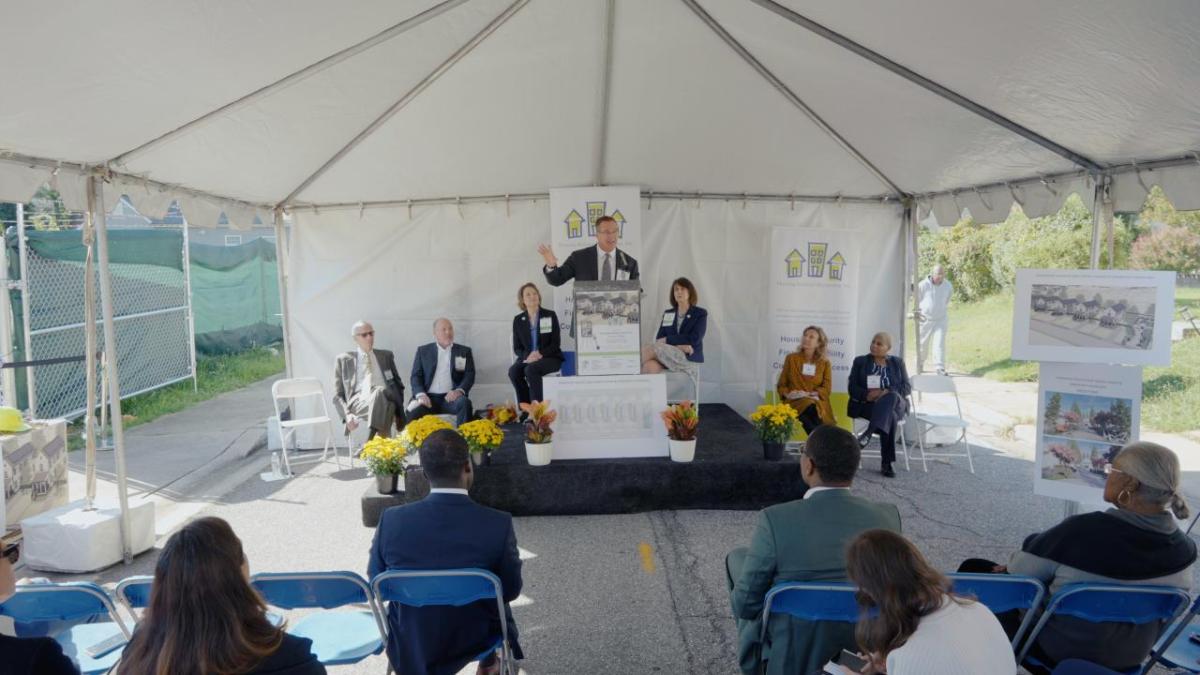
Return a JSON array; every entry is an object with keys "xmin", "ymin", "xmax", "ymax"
[
  {"xmin": 668, "ymin": 439, "xmax": 696, "ymax": 462},
  {"xmin": 525, "ymin": 441, "xmax": 553, "ymax": 466}
]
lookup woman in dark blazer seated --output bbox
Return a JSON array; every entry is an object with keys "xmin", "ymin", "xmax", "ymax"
[
  {"xmin": 509, "ymin": 282, "xmax": 562, "ymax": 406},
  {"xmin": 641, "ymin": 277, "xmax": 707, "ymax": 374},
  {"xmin": 116, "ymin": 517, "xmax": 325, "ymax": 675},
  {"xmin": 847, "ymin": 331, "xmax": 911, "ymax": 478}
]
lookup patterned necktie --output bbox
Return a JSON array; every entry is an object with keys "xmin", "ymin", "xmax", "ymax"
[
  {"xmin": 602, "ymin": 253, "xmax": 612, "ymax": 281},
  {"xmin": 363, "ymin": 352, "xmax": 376, "ymax": 390}
]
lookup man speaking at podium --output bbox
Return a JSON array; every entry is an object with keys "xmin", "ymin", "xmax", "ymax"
[{"xmin": 538, "ymin": 215, "xmax": 639, "ymax": 285}]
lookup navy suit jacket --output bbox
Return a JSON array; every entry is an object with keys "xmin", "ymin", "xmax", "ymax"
[
  {"xmin": 368, "ymin": 493, "xmax": 523, "ymax": 675},
  {"xmin": 410, "ymin": 343, "xmax": 475, "ymax": 397},
  {"xmin": 543, "ymin": 244, "xmax": 639, "ymax": 286},
  {"xmin": 512, "ymin": 308, "xmax": 562, "ymax": 361},
  {"xmin": 654, "ymin": 305, "xmax": 707, "ymax": 363},
  {"xmin": 846, "ymin": 354, "xmax": 910, "ymax": 419}
]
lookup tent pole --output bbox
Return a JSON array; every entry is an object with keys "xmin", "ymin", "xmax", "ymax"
[
  {"xmin": 83, "ymin": 181, "xmax": 100, "ymax": 509},
  {"xmin": 273, "ymin": 209, "xmax": 294, "ymax": 378},
  {"xmin": 906, "ymin": 205, "xmax": 923, "ymax": 375},
  {"xmin": 91, "ymin": 173, "xmax": 133, "ymax": 562},
  {"xmin": 181, "ymin": 218, "xmax": 198, "ymax": 391},
  {"xmin": 680, "ymin": 0, "xmax": 905, "ymax": 198},
  {"xmin": 1089, "ymin": 178, "xmax": 1110, "ymax": 269},
  {"xmin": 592, "ymin": 0, "xmax": 616, "ymax": 186},
  {"xmin": 280, "ymin": 0, "xmax": 530, "ymax": 207},
  {"xmin": 16, "ymin": 204, "xmax": 35, "ymax": 417}
]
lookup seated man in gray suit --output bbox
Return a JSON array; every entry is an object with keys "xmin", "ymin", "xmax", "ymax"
[
  {"xmin": 727, "ymin": 425, "xmax": 901, "ymax": 675},
  {"xmin": 333, "ymin": 320, "xmax": 405, "ymax": 439},
  {"xmin": 408, "ymin": 318, "xmax": 475, "ymax": 426}
]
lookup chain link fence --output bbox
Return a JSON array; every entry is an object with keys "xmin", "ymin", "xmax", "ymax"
[{"xmin": 7, "ymin": 227, "xmax": 194, "ymax": 419}]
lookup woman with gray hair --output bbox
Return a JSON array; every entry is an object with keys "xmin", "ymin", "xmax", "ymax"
[{"xmin": 1001, "ymin": 441, "xmax": 1195, "ymax": 672}]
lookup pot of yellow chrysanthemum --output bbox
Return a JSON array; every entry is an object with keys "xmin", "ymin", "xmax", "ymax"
[
  {"xmin": 459, "ymin": 418, "xmax": 504, "ymax": 466},
  {"xmin": 360, "ymin": 436, "xmax": 409, "ymax": 494},
  {"xmin": 390, "ymin": 416, "xmax": 455, "ymax": 497},
  {"xmin": 750, "ymin": 403, "xmax": 799, "ymax": 461}
]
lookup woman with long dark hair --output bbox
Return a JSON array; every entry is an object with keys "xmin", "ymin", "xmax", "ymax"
[
  {"xmin": 116, "ymin": 517, "xmax": 324, "ymax": 675},
  {"xmin": 844, "ymin": 530, "xmax": 1012, "ymax": 674}
]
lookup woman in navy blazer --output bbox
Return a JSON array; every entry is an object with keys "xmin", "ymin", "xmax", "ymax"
[
  {"xmin": 509, "ymin": 283, "xmax": 563, "ymax": 405},
  {"xmin": 642, "ymin": 277, "xmax": 707, "ymax": 374},
  {"xmin": 847, "ymin": 331, "xmax": 911, "ymax": 478}
]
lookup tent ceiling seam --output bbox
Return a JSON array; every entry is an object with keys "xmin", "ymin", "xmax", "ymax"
[
  {"xmin": 108, "ymin": 0, "xmax": 475, "ymax": 168},
  {"xmin": 680, "ymin": 0, "xmax": 907, "ymax": 198},
  {"xmin": 278, "ymin": 0, "xmax": 530, "ymax": 208},
  {"xmin": 593, "ymin": 0, "xmax": 617, "ymax": 186},
  {"xmin": 748, "ymin": 0, "xmax": 1106, "ymax": 174}
]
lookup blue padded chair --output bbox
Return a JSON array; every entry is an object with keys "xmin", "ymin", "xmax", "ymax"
[
  {"xmin": 1052, "ymin": 659, "xmax": 1126, "ymax": 675},
  {"xmin": 758, "ymin": 582, "xmax": 860, "ymax": 675},
  {"xmin": 1017, "ymin": 583, "xmax": 1191, "ymax": 675},
  {"xmin": 252, "ymin": 571, "xmax": 385, "ymax": 666},
  {"xmin": 114, "ymin": 574, "xmax": 154, "ymax": 620},
  {"xmin": 0, "ymin": 581, "xmax": 132, "ymax": 675},
  {"xmin": 947, "ymin": 572, "xmax": 1045, "ymax": 649},
  {"xmin": 371, "ymin": 568, "xmax": 516, "ymax": 675},
  {"xmin": 1146, "ymin": 594, "xmax": 1200, "ymax": 673}
]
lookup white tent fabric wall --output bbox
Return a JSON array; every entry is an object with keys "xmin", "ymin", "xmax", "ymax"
[{"xmin": 288, "ymin": 197, "xmax": 902, "ymax": 426}]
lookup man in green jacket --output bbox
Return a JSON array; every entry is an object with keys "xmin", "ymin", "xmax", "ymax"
[{"xmin": 727, "ymin": 425, "xmax": 901, "ymax": 675}]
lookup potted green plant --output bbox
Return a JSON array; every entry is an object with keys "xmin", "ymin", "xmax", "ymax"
[
  {"xmin": 458, "ymin": 418, "xmax": 504, "ymax": 465},
  {"xmin": 750, "ymin": 403, "xmax": 799, "ymax": 461},
  {"xmin": 519, "ymin": 400, "xmax": 556, "ymax": 466},
  {"xmin": 661, "ymin": 401, "xmax": 699, "ymax": 462}
]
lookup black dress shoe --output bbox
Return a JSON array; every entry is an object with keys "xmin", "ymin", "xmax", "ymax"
[{"xmin": 881, "ymin": 462, "xmax": 896, "ymax": 478}]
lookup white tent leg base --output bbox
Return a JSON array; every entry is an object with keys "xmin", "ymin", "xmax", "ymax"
[{"xmin": 20, "ymin": 499, "xmax": 156, "ymax": 573}]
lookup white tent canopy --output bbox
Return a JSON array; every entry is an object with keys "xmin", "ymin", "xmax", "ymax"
[{"xmin": 2, "ymin": 0, "xmax": 1199, "ymax": 221}]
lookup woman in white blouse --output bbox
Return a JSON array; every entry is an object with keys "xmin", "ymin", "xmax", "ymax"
[{"xmin": 844, "ymin": 530, "xmax": 1015, "ymax": 675}]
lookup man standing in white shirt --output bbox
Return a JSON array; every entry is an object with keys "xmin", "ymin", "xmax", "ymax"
[
  {"xmin": 333, "ymin": 320, "xmax": 406, "ymax": 439},
  {"xmin": 408, "ymin": 318, "xmax": 476, "ymax": 426},
  {"xmin": 916, "ymin": 265, "xmax": 953, "ymax": 376}
]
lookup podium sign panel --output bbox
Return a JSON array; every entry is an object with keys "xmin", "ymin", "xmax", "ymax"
[
  {"xmin": 544, "ymin": 374, "xmax": 668, "ymax": 459},
  {"xmin": 574, "ymin": 280, "xmax": 642, "ymax": 376}
]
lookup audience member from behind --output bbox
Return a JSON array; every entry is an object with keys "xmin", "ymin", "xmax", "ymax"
[
  {"xmin": 726, "ymin": 425, "xmax": 901, "ymax": 675},
  {"xmin": 1000, "ymin": 441, "xmax": 1195, "ymax": 671},
  {"xmin": 641, "ymin": 277, "xmax": 707, "ymax": 374},
  {"xmin": 509, "ymin": 283, "xmax": 563, "ymax": 406},
  {"xmin": 776, "ymin": 325, "xmax": 836, "ymax": 433},
  {"xmin": 0, "ymin": 540, "xmax": 79, "ymax": 675},
  {"xmin": 844, "ymin": 530, "xmax": 1014, "ymax": 675},
  {"xmin": 847, "ymin": 332, "xmax": 911, "ymax": 478},
  {"xmin": 116, "ymin": 517, "xmax": 324, "ymax": 675},
  {"xmin": 368, "ymin": 429, "xmax": 523, "ymax": 675}
]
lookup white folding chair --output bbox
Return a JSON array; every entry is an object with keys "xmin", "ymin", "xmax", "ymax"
[
  {"xmin": 910, "ymin": 374, "xmax": 974, "ymax": 473},
  {"xmin": 666, "ymin": 365, "xmax": 700, "ymax": 406},
  {"xmin": 856, "ymin": 409, "xmax": 923, "ymax": 471},
  {"xmin": 271, "ymin": 377, "xmax": 349, "ymax": 476}
]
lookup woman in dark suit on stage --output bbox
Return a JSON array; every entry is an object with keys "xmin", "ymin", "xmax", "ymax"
[
  {"xmin": 509, "ymin": 282, "xmax": 562, "ymax": 405},
  {"xmin": 642, "ymin": 277, "xmax": 707, "ymax": 374},
  {"xmin": 848, "ymin": 331, "xmax": 911, "ymax": 478}
]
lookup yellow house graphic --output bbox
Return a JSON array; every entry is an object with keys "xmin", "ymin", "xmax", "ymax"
[
  {"xmin": 610, "ymin": 209, "xmax": 626, "ymax": 237},
  {"xmin": 807, "ymin": 242, "xmax": 828, "ymax": 277},
  {"xmin": 586, "ymin": 201, "xmax": 607, "ymax": 235},
  {"xmin": 785, "ymin": 249, "xmax": 805, "ymax": 278},
  {"xmin": 564, "ymin": 209, "xmax": 584, "ymax": 238},
  {"xmin": 829, "ymin": 252, "xmax": 846, "ymax": 281}
]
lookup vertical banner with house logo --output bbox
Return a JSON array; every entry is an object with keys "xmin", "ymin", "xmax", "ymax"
[
  {"xmin": 548, "ymin": 186, "xmax": 643, "ymax": 350},
  {"xmin": 766, "ymin": 228, "xmax": 859, "ymax": 396}
]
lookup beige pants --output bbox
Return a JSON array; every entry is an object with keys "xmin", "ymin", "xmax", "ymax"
[{"xmin": 346, "ymin": 386, "xmax": 396, "ymax": 435}]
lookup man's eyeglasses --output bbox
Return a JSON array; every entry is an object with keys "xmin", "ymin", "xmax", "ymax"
[
  {"xmin": 1103, "ymin": 463, "xmax": 1124, "ymax": 476},
  {"xmin": 356, "ymin": 331, "xmax": 375, "ymax": 338}
]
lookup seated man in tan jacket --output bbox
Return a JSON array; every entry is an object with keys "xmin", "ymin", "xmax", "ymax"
[
  {"xmin": 333, "ymin": 320, "xmax": 405, "ymax": 439},
  {"xmin": 727, "ymin": 425, "xmax": 901, "ymax": 675}
]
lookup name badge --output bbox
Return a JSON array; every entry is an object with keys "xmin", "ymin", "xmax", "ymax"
[
  {"xmin": 454, "ymin": 356, "xmax": 467, "ymax": 371},
  {"xmin": 867, "ymin": 375, "xmax": 882, "ymax": 389},
  {"xmin": 801, "ymin": 363, "xmax": 816, "ymax": 377},
  {"xmin": 384, "ymin": 371, "xmax": 394, "ymax": 381},
  {"xmin": 662, "ymin": 312, "xmax": 675, "ymax": 327},
  {"xmin": 539, "ymin": 317, "xmax": 553, "ymax": 334}
]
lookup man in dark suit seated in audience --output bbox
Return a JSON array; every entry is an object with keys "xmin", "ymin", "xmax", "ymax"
[
  {"xmin": 408, "ymin": 318, "xmax": 475, "ymax": 427},
  {"xmin": 367, "ymin": 430, "xmax": 523, "ymax": 675},
  {"xmin": 726, "ymin": 425, "xmax": 902, "ymax": 675}
]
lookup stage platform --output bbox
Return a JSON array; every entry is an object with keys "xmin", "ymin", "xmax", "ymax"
[{"xmin": 362, "ymin": 403, "xmax": 805, "ymax": 525}]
